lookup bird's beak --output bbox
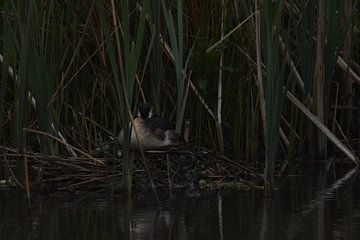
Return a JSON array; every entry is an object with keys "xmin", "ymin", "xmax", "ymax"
[{"xmin": 148, "ymin": 107, "xmax": 155, "ymax": 118}]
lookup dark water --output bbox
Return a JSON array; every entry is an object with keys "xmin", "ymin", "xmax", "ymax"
[{"xmin": 1, "ymin": 166, "xmax": 360, "ymax": 240}]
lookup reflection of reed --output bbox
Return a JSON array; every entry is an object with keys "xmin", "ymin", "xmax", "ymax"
[
  {"xmin": 128, "ymin": 210, "xmax": 172, "ymax": 240},
  {"xmin": 218, "ymin": 192, "xmax": 223, "ymax": 240},
  {"xmin": 119, "ymin": 197, "xmax": 173, "ymax": 240},
  {"xmin": 316, "ymin": 169, "xmax": 326, "ymax": 240},
  {"xmin": 258, "ymin": 196, "xmax": 268, "ymax": 240},
  {"xmin": 285, "ymin": 167, "xmax": 359, "ymax": 239},
  {"xmin": 331, "ymin": 179, "xmax": 356, "ymax": 240}
]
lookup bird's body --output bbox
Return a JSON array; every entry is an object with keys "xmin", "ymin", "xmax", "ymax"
[{"xmin": 118, "ymin": 103, "xmax": 184, "ymax": 150}]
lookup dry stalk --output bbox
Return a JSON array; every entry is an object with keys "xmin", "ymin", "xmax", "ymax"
[
  {"xmin": 254, "ymin": 0, "xmax": 267, "ymax": 145},
  {"xmin": 286, "ymin": 91, "xmax": 359, "ymax": 164},
  {"xmin": 206, "ymin": 11, "xmax": 256, "ymax": 53},
  {"xmin": 314, "ymin": 0, "xmax": 326, "ymax": 157},
  {"xmin": 337, "ymin": 56, "xmax": 360, "ymax": 84},
  {"xmin": 24, "ymin": 152, "xmax": 31, "ymax": 203},
  {"xmin": 216, "ymin": 0, "xmax": 227, "ymax": 154},
  {"xmin": 24, "ymin": 128, "xmax": 105, "ymax": 165}
]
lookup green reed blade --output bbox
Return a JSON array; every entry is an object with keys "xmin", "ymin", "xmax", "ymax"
[
  {"xmin": 15, "ymin": 0, "xmax": 35, "ymax": 184},
  {"xmin": 148, "ymin": 0, "xmax": 162, "ymax": 112},
  {"xmin": 0, "ymin": 1, "xmax": 14, "ymax": 142},
  {"xmin": 262, "ymin": 0, "xmax": 286, "ymax": 186},
  {"xmin": 161, "ymin": 0, "xmax": 187, "ymax": 132}
]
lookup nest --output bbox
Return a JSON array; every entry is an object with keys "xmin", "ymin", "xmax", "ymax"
[{"xmin": 1, "ymin": 145, "xmax": 262, "ymax": 194}]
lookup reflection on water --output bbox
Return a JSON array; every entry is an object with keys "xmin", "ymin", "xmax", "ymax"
[{"xmin": 1, "ymin": 166, "xmax": 360, "ymax": 240}]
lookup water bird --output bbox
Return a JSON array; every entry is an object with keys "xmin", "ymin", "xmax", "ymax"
[{"xmin": 118, "ymin": 103, "xmax": 184, "ymax": 150}]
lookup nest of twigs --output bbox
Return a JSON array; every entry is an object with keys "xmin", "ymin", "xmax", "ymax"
[{"xmin": 1, "ymin": 145, "xmax": 262, "ymax": 194}]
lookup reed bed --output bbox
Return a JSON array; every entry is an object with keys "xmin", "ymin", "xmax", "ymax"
[{"xmin": 0, "ymin": 0, "xmax": 360, "ymax": 193}]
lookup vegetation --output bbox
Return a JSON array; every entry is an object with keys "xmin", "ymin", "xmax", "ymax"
[{"xmin": 0, "ymin": 0, "xmax": 359, "ymax": 194}]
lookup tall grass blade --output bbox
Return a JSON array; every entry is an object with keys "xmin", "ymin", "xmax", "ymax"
[
  {"xmin": 29, "ymin": 0, "xmax": 59, "ymax": 154},
  {"xmin": 262, "ymin": 0, "xmax": 286, "ymax": 186},
  {"xmin": 0, "ymin": 1, "xmax": 14, "ymax": 142},
  {"xmin": 324, "ymin": 0, "xmax": 345, "ymax": 116},
  {"xmin": 161, "ymin": 0, "xmax": 187, "ymax": 133},
  {"xmin": 15, "ymin": 0, "xmax": 35, "ymax": 185},
  {"xmin": 148, "ymin": 0, "xmax": 162, "ymax": 112}
]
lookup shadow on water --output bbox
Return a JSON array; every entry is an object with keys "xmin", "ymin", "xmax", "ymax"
[{"xmin": 1, "ymin": 164, "xmax": 360, "ymax": 240}]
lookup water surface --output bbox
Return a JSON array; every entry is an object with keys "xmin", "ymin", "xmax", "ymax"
[{"xmin": 1, "ymin": 166, "xmax": 359, "ymax": 239}]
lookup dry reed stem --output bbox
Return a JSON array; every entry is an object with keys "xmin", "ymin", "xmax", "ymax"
[
  {"xmin": 167, "ymin": 154, "xmax": 172, "ymax": 198},
  {"xmin": 188, "ymin": 79, "xmax": 217, "ymax": 120},
  {"xmin": 332, "ymin": 82, "xmax": 339, "ymax": 132},
  {"xmin": 337, "ymin": 56, "xmax": 360, "ymax": 84},
  {"xmin": 286, "ymin": 91, "xmax": 359, "ymax": 164},
  {"xmin": 216, "ymin": 0, "xmax": 226, "ymax": 154},
  {"xmin": 342, "ymin": 0, "xmax": 353, "ymax": 125},
  {"xmin": 206, "ymin": 11, "xmax": 256, "ymax": 53},
  {"xmin": 135, "ymin": 74, "xmax": 146, "ymax": 102},
  {"xmin": 24, "ymin": 128, "xmax": 105, "ymax": 165},
  {"xmin": 314, "ymin": 0, "xmax": 326, "ymax": 156},
  {"xmin": 254, "ymin": 0, "xmax": 267, "ymax": 146},
  {"xmin": 279, "ymin": 37, "xmax": 305, "ymax": 92},
  {"xmin": 24, "ymin": 152, "xmax": 31, "ymax": 203}
]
